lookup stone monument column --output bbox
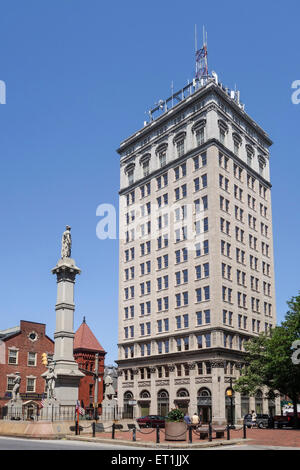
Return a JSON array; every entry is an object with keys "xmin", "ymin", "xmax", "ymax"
[{"xmin": 47, "ymin": 226, "xmax": 84, "ymax": 408}]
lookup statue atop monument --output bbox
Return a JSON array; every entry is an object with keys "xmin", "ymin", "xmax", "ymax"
[{"xmin": 61, "ymin": 226, "xmax": 72, "ymax": 259}]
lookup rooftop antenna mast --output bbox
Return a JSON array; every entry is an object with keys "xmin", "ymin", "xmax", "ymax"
[{"xmin": 195, "ymin": 25, "xmax": 208, "ymax": 84}]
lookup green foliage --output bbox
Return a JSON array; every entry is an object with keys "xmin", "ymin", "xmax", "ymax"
[
  {"xmin": 234, "ymin": 293, "xmax": 300, "ymax": 404},
  {"xmin": 166, "ymin": 408, "xmax": 184, "ymax": 422}
]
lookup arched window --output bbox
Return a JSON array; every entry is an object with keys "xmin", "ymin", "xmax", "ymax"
[
  {"xmin": 125, "ymin": 162, "xmax": 135, "ymax": 185},
  {"xmin": 232, "ymin": 132, "xmax": 242, "ymax": 156},
  {"xmin": 258, "ymin": 155, "xmax": 266, "ymax": 177},
  {"xmin": 140, "ymin": 390, "xmax": 151, "ymax": 399},
  {"xmin": 173, "ymin": 131, "xmax": 186, "ymax": 158},
  {"xmin": 155, "ymin": 143, "xmax": 168, "ymax": 168},
  {"xmin": 218, "ymin": 119, "xmax": 229, "ymax": 144},
  {"xmin": 176, "ymin": 388, "xmax": 189, "ymax": 397},
  {"xmin": 124, "ymin": 391, "xmax": 133, "ymax": 400},
  {"xmin": 192, "ymin": 120, "xmax": 206, "ymax": 146},
  {"xmin": 197, "ymin": 387, "xmax": 211, "ymax": 398},
  {"xmin": 246, "ymin": 144, "xmax": 254, "ymax": 167}
]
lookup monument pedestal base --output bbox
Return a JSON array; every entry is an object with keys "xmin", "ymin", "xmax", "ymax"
[
  {"xmin": 6, "ymin": 398, "xmax": 23, "ymax": 420},
  {"xmin": 40, "ymin": 398, "xmax": 60, "ymax": 421}
]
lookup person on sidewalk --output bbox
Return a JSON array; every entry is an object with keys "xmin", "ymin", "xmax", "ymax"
[
  {"xmin": 191, "ymin": 412, "xmax": 200, "ymax": 429},
  {"xmin": 251, "ymin": 410, "xmax": 257, "ymax": 428},
  {"xmin": 184, "ymin": 413, "xmax": 191, "ymax": 426}
]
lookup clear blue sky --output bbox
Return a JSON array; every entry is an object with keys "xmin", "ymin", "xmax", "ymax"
[{"xmin": 0, "ymin": 1, "xmax": 299, "ymax": 365}]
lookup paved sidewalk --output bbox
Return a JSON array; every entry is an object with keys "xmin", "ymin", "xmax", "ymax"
[{"xmin": 66, "ymin": 427, "xmax": 300, "ymax": 449}]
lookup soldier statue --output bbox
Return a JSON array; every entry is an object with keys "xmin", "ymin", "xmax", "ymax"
[{"xmin": 61, "ymin": 225, "xmax": 72, "ymax": 258}]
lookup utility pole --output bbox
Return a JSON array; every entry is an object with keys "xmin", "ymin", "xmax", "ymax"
[{"xmin": 94, "ymin": 353, "xmax": 99, "ymax": 420}]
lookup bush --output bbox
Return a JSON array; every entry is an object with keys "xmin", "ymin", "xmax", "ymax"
[{"xmin": 166, "ymin": 408, "xmax": 184, "ymax": 422}]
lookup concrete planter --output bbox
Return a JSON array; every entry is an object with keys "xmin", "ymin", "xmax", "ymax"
[{"xmin": 165, "ymin": 421, "xmax": 187, "ymax": 441}]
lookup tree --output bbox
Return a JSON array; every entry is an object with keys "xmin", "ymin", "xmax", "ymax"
[{"xmin": 234, "ymin": 293, "xmax": 300, "ymax": 427}]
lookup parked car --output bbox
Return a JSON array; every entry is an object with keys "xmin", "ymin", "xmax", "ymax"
[
  {"xmin": 273, "ymin": 413, "xmax": 300, "ymax": 428},
  {"xmin": 136, "ymin": 415, "xmax": 167, "ymax": 428},
  {"xmin": 243, "ymin": 413, "xmax": 273, "ymax": 429}
]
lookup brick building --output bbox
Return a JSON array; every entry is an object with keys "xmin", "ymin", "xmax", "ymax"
[
  {"xmin": 0, "ymin": 318, "xmax": 106, "ymax": 417},
  {"xmin": 0, "ymin": 320, "xmax": 54, "ymax": 414},
  {"xmin": 74, "ymin": 317, "xmax": 106, "ymax": 415}
]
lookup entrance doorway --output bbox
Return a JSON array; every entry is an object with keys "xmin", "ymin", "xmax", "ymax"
[
  {"xmin": 197, "ymin": 388, "xmax": 212, "ymax": 424},
  {"xmin": 175, "ymin": 389, "xmax": 190, "ymax": 416},
  {"xmin": 123, "ymin": 391, "xmax": 134, "ymax": 419},
  {"xmin": 157, "ymin": 390, "xmax": 169, "ymax": 417},
  {"xmin": 139, "ymin": 390, "xmax": 151, "ymax": 417}
]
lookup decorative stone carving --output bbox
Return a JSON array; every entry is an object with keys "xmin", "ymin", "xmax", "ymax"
[
  {"xmin": 187, "ymin": 362, "xmax": 196, "ymax": 370},
  {"xmin": 174, "ymin": 379, "xmax": 190, "ymax": 385},
  {"xmin": 150, "ymin": 367, "xmax": 156, "ymax": 373},
  {"xmin": 210, "ymin": 360, "xmax": 226, "ymax": 368},
  {"xmin": 138, "ymin": 381, "xmax": 151, "ymax": 387},
  {"xmin": 195, "ymin": 377, "xmax": 212, "ymax": 384},
  {"xmin": 155, "ymin": 380, "xmax": 169, "ymax": 386},
  {"xmin": 167, "ymin": 365, "xmax": 175, "ymax": 372},
  {"xmin": 122, "ymin": 382, "xmax": 134, "ymax": 388},
  {"xmin": 224, "ymin": 377, "xmax": 236, "ymax": 383}
]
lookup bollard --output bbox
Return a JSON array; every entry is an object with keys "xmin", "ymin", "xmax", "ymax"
[
  {"xmin": 156, "ymin": 425, "xmax": 160, "ymax": 444},
  {"xmin": 188, "ymin": 426, "xmax": 192, "ymax": 444},
  {"xmin": 208, "ymin": 422, "xmax": 212, "ymax": 442},
  {"xmin": 227, "ymin": 424, "xmax": 230, "ymax": 441},
  {"xmin": 132, "ymin": 427, "xmax": 136, "ymax": 442},
  {"xmin": 243, "ymin": 423, "xmax": 247, "ymax": 439},
  {"xmin": 112, "ymin": 422, "xmax": 115, "ymax": 440},
  {"xmin": 92, "ymin": 421, "xmax": 95, "ymax": 438}
]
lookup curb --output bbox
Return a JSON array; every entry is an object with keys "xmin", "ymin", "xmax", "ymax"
[{"xmin": 64, "ymin": 435, "xmax": 250, "ymax": 449}]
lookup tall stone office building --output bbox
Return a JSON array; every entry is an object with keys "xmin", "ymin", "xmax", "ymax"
[{"xmin": 116, "ymin": 74, "xmax": 280, "ymax": 424}]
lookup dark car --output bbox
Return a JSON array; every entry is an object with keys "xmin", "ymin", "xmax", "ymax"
[
  {"xmin": 243, "ymin": 413, "xmax": 273, "ymax": 429},
  {"xmin": 136, "ymin": 415, "xmax": 167, "ymax": 428},
  {"xmin": 274, "ymin": 412, "xmax": 300, "ymax": 428}
]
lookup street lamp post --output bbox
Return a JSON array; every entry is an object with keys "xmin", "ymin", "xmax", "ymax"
[
  {"xmin": 226, "ymin": 378, "xmax": 235, "ymax": 429},
  {"xmin": 94, "ymin": 353, "xmax": 99, "ymax": 421}
]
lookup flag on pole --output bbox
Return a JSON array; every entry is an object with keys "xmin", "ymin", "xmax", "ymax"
[
  {"xmin": 76, "ymin": 400, "xmax": 85, "ymax": 416},
  {"xmin": 41, "ymin": 394, "xmax": 46, "ymax": 408}
]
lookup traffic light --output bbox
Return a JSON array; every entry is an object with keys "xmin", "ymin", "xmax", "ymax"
[{"xmin": 41, "ymin": 353, "xmax": 48, "ymax": 366}]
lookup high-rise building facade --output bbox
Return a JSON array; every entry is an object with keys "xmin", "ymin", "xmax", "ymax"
[{"xmin": 116, "ymin": 75, "xmax": 280, "ymax": 424}]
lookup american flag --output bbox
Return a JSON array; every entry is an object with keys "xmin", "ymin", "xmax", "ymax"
[
  {"xmin": 76, "ymin": 400, "xmax": 85, "ymax": 416},
  {"xmin": 41, "ymin": 394, "xmax": 46, "ymax": 408}
]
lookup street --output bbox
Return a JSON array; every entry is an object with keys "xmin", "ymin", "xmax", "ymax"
[
  {"xmin": 0, "ymin": 436, "xmax": 299, "ymax": 451},
  {"xmin": 0, "ymin": 436, "xmax": 147, "ymax": 450}
]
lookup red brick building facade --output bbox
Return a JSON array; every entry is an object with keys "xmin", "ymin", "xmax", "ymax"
[
  {"xmin": 0, "ymin": 320, "xmax": 54, "ymax": 411},
  {"xmin": 74, "ymin": 317, "xmax": 106, "ymax": 416},
  {"xmin": 0, "ymin": 318, "xmax": 106, "ymax": 416}
]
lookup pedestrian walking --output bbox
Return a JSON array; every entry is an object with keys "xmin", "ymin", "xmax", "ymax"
[
  {"xmin": 191, "ymin": 412, "xmax": 200, "ymax": 429},
  {"xmin": 251, "ymin": 410, "xmax": 257, "ymax": 428},
  {"xmin": 184, "ymin": 412, "xmax": 191, "ymax": 426}
]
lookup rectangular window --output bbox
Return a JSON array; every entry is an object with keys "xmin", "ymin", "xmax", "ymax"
[
  {"xmin": 28, "ymin": 352, "xmax": 36, "ymax": 367},
  {"xmin": 196, "ymin": 311, "xmax": 202, "ymax": 325},
  {"xmin": 26, "ymin": 377, "xmax": 36, "ymax": 393},
  {"xmin": 8, "ymin": 349, "xmax": 18, "ymax": 365}
]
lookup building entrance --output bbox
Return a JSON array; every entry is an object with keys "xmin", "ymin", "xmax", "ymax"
[{"xmin": 197, "ymin": 388, "xmax": 212, "ymax": 424}]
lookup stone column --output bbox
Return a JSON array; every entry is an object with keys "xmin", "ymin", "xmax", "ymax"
[
  {"xmin": 211, "ymin": 360, "xmax": 226, "ymax": 425},
  {"xmin": 48, "ymin": 257, "xmax": 84, "ymax": 407}
]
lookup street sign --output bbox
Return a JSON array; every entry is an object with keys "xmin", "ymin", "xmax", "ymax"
[{"xmin": 128, "ymin": 400, "xmax": 137, "ymax": 405}]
